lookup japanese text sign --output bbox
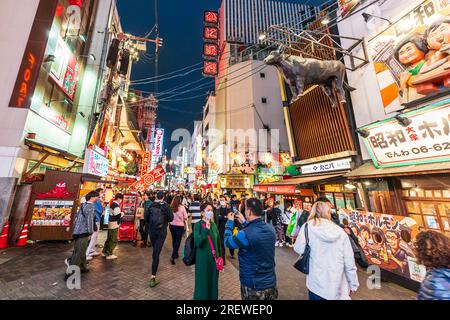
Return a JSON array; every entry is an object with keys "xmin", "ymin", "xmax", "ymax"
[
  {"xmin": 361, "ymin": 100, "xmax": 450, "ymax": 168},
  {"xmin": 204, "ymin": 11, "xmax": 219, "ymax": 24},
  {"xmin": 130, "ymin": 165, "xmax": 166, "ymax": 192},
  {"xmin": 152, "ymin": 128, "xmax": 164, "ymax": 157}
]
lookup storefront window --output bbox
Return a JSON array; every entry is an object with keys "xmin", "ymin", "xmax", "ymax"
[{"xmin": 335, "ymin": 193, "xmax": 346, "ymax": 210}]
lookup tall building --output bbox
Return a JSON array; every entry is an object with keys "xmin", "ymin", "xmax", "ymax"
[{"xmin": 220, "ymin": 0, "xmax": 319, "ymax": 45}]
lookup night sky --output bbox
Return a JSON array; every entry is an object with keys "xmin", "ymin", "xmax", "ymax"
[{"xmin": 117, "ymin": 0, "xmax": 327, "ymax": 152}]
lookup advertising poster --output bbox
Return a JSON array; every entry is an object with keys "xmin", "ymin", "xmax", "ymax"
[
  {"xmin": 130, "ymin": 165, "xmax": 166, "ymax": 192},
  {"xmin": 368, "ymin": 0, "xmax": 450, "ymax": 110},
  {"xmin": 361, "ymin": 100, "xmax": 450, "ymax": 168},
  {"xmin": 31, "ymin": 200, "xmax": 73, "ymax": 227},
  {"xmin": 83, "ymin": 148, "xmax": 109, "ymax": 177},
  {"xmin": 341, "ymin": 210, "xmax": 427, "ymax": 282}
]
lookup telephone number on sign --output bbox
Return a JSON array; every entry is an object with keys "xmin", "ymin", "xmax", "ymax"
[{"xmin": 384, "ymin": 142, "xmax": 450, "ymax": 158}]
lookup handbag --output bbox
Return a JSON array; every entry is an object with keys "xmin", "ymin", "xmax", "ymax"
[
  {"xmin": 293, "ymin": 223, "xmax": 310, "ymax": 275},
  {"xmin": 202, "ymin": 223, "xmax": 224, "ymax": 271}
]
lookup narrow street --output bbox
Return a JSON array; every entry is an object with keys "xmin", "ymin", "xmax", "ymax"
[{"xmin": 0, "ymin": 231, "xmax": 415, "ymax": 300}]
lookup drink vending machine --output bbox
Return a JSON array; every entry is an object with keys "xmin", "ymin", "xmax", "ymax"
[{"xmin": 118, "ymin": 193, "xmax": 138, "ymax": 241}]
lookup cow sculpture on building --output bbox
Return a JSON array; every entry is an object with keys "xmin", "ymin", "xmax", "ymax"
[{"xmin": 263, "ymin": 47, "xmax": 349, "ymax": 107}]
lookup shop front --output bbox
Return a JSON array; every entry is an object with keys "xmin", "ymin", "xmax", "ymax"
[{"xmin": 218, "ymin": 174, "xmax": 254, "ymax": 198}]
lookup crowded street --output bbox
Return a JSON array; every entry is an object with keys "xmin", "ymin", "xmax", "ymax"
[{"xmin": 0, "ymin": 0, "xmax": 449, "ymax": 305}]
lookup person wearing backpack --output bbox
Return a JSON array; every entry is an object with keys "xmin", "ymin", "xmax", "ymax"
[
  {"xmin": 147, "ymin": 191, "xmax": 174, "ymax": 288},
  {"xmin": 294, "ymin": 201, "xmax": 359, "ymax": 300},
  {"xmin": 65, "ymin": 191, "xmax": 99, "ymax": 280}
]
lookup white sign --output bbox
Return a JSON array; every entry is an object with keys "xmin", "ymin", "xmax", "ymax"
[
  {"xmin": 362, "ymin": 101, "xmax": 450, "ymax": 168},
  {"xmin": 152, "ymin": 128, "xmax": 164, "ymax": 157},
  {"xmin": 83, "ymin": 148, "xmax": 109, "ymax": 177},
  {"xmin": 301, "ymin": 158, "xmax": 352, "ymax": 174}
]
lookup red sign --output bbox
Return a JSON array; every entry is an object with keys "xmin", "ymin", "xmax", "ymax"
[
  {"xmin": 253, "ymin": 184, "xmax": 298, "ymax": 195},
  {"xmin": 130, "ymin": 165, "xmax": 166, "ymax": 192},
  {"xmin": 204, "ymin": 27, "xmax": 219, "ymax": 40},
  {"xmin": 204, "ymin": 43, "xmax": 219, "ymax": 57},
  {"xmin": 203, "ymin": 61, "xmax": 218, "ymax": 76},
  {"xmin": 35, "ymin": 181, "xmax": 74, "ymax": 199},
  {"xmin": 9, "ymin": 0, "xmax": 59, "ymax": 108},
  {"xmin": 141, "ymin": 152, "xmax": 151, "ymax": 176},
  {"xmin": 204, "ymin": 11, "xmax": 219, "ymax": 24}
]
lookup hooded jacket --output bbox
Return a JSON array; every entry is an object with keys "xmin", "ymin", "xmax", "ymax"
[
  {"xmin": 417, "ymin": 268, "xmax": 450, "ymax": 300},
  {"xmin": 294, "ymin": 218, "xmax": 359, "ymax": 300}
]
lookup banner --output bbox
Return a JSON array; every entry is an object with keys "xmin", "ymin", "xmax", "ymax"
[
  {"xmin": 130, "ymin": 165, "xmax": 166, "ymax": 192},
  {"xmin": 368, "ymin": 0, "xmax": 450, "ymax": 110},
  {"xmin": 361, "ymin": 100, "xmax": 450, "ymax": 168},
  {"xmin": 152, "ymin": 128, "xmax": 164, "ymax": 157},
  {"xmin": 141, "ymin": 151, "xmax": 151, "ymax": 176},
  {"xmin": 341, "ymin": 210, "xmax": 427, "ymax": 282}
]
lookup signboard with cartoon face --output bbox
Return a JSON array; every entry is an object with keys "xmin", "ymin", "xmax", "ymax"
[{"xmin": 369, "ymin": 0, "xmax": 450, "ymax": 109}]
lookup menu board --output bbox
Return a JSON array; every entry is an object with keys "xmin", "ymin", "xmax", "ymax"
[
  {"xmin": 31, "ymin": 200, "xmax": 74, "ymax": 227},
  {"xmin": 342, "ymin": 210, "xmax": 427, "ymax": 282}
]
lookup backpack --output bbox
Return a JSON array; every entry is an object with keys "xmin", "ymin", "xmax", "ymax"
[
  {"xmin": 182, "ymin": 233, "xmax": 196, "ymax": 266},
  {"xmin": 149, "ymin": 205, "xmax": 166, "ymax": 229}
]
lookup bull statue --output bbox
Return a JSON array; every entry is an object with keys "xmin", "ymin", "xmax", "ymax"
[{"xmin": 263, "ymin": 48, "xmax": 348, "ymax": 107}]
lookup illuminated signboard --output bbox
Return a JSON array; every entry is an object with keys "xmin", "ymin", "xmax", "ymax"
[
  {"xmin": 49, "ymin": 36, "xmax": 80, "ymax": 101},
  {"xmin": 204, "ymin": 10, "xmax": 219, "ymax": 24},
  {"xmin": 361, "ymin": 99, "xmax": 450, "ymax": 168},
  {"xmin": 203, "ymin": 43, "xmax": 219, "ymax": 57},
  {"xmin": 83, "ymin": 147, "xmax": 109, "ymax": 177},
  {"xmin": 9, "ymin": 1, "xmax": 59, "ymax": 108},
  {"xmin": 152, "ymin": 128, "xmax": 164, "ymax": 157},
  {"xmin": 202, "ymin": 10, "xmax": 219, "ymax": 78},
  {"xmin": 141, "ymin": 151, "xmax": 151, "ymax": 176}
]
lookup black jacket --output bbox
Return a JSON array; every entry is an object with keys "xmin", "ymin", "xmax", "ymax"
[{"xmin": 145, "ymin": 201, "xmax": 173, "ymax": 227}]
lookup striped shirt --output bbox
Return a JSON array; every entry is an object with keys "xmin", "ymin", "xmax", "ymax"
[
  {"xmin": 224, "ymin": 219, "xmax": 250, "ymax": 249},
  {"xmin": 188, "ymin": 201, "xmax": 202, "ymax": 224}
]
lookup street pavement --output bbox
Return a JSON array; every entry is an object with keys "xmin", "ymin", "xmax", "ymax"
[{"xmin": 0, "ymin": 231, "xmax": 416, "ymax": 300}]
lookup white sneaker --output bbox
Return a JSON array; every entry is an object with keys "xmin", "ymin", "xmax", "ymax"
[
  {"xmin": 86, "ymin": 256, "xmax": 93, "ymax": 261},
  {"xmin": 106, "ymin": 255, "xmax": 118, "ymax": 260},
  {"xmin": 275, "ymin": 242, "xmax": 279, "ymax": 247},
  {"xmin": 279, "ymin": 242, "xmax": 284, "ymax": 247},
  {"xmin": 90, "ymin": 252, "xmax": 100, "ymax": 257},
  {"xmin": 101, "ymin": 253, "xmax": 107, "ymax": 257}
]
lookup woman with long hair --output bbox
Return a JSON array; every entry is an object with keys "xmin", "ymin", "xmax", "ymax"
[
  {"xmin": 415, "ymin": 230, "xmax": 450, "ymax": 300},
  {"xmin": 294, "ymin": 201, "xmax": 359, "ymax": 300},
  {"xmin": 193, "ymin": 202, "xmax": 222, "ymax": 300},
  {"xmin": 169, "ymin": 196, "xmax": 188, "ymax": 264}
]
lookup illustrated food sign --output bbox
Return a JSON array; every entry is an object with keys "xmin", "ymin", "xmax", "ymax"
[
  {"xmin": 368, "ymin": 0, "xmax": 450, "ymax": 111},
  {"xmin": 203, "ymin": 10, "xmax": 219, "ymax": 77},
  {"xmin": 83, "ymin": 147, "xmax": 109, "ymax": 177},
  {"xmin": 152, "ymin": 128, "xmax": 164, "ymax": 157},
  {"xmin": 341, "ymin": 210, "xmax": 427, "ymax": 282},
  {"xmin": 49, "ymin": 36, "xmax": 80, "ymax": 101},
  {"xmin": 361, "ymin": 100, "xmax": 450, "ymax": 168},
  {"xmin": 31, "ymin": 200, "xmax": 73, "ymax": 227},
  {"xmin": 130, "ymin": 165, "xmax": 166, "ymax": 193}
]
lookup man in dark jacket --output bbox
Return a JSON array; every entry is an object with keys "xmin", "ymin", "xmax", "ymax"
[
  {"xmin": 65, "ymin": 191, "xmax": 99, "ymax": 280},
  {"xmin": 147, "ymin": 191, "xmax": 174, "ymax": 288},
  {"xmin": 224, "ymin": 198, "xmax": 278, "ymax": 300}
]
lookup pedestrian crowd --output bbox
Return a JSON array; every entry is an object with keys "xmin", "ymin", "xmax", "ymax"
[{"xmin": 65, "ymin": 189, "xmax": 450, "ymax": 301}]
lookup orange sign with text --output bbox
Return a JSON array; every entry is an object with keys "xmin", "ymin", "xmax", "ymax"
[{"xmin": 130, "ymin": 165, "xmax": 166, "ymax": 192}]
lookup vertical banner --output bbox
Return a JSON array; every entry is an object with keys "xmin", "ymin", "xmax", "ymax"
[
  {"xmin": 152, "ymin": 128, "xmax": 164, "ymax": 157},
  {"xmin": 9, "ymin": 0, "xmax": 59, "ymax": 108}
]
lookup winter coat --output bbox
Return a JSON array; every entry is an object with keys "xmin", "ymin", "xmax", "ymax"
[
  {"xmin": 294, "ymin": 218, "xmax": 359, "ymax": 300},
  {"xmin": 417, "ymin": 268, "xmax": 450, "ymax": 300},
  {"xmin": 73, "ymin": 202, "xmax": 95, "ymax": 238}
]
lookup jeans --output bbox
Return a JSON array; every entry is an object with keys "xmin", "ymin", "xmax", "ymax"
[
  {"xmin": 69, "ymin": 236, "xmax": 89, "ymax": 271},
  {"xmin": 309, "ymin": 290, "xmax": 326, "ymax": 300},
  {"xmin": 102, "ymin": 228, "xmax": 119, "ymax": 256},
  {"xmin": 139, "ymin": 219, "xmax": 149, "ymax": 244},
  {"xmin": 149, "ymin": 227, "xmax": 167, "ymax": 276},
  {"xmin": 86, "ymin": 222, "xmax": 100, "ymax": 256},
  {"xmin": 275, "ymin": 224, "xmax": 285, "ymax": 243},
  {"xmin": 282, "ymin": 224, "xmax": 292, "ymax": 244},
  {"xmin": 169, "ymin": 225, "xmax": 185, "ymax": 259}
]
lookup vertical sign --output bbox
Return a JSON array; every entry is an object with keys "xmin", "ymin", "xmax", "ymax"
[
  {"xmin": 141, "ymin": 151, "xmax": 151, "ymax": 177},
  {"xmin": 203, "ymin": 11, "xmax": 219, "ymax": 77},
  {"xmin": 9, "ymin": 0, "xmax": 59, "ymax": 108},
  {"xmin": 152, "ymin": 128, "xmax": 164, "ymax": 157}
]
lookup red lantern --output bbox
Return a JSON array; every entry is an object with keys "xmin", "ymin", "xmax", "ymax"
[
  {"xmin": 204, "ymin": 43, "xmax": 219, "ymax": 57},
  {"xmin": 204, "ymin": 27, "xmax": 219, "ymax": 40}
]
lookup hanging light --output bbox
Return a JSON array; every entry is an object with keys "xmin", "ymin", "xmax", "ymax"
[{"xmin": 321, "ymin": 17, "xmax": 330, "ymax": 25}]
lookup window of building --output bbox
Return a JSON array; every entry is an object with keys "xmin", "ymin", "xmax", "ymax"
[{"xmin": 261, "ymin": 97, "xmax": 268, "ymax": 104}]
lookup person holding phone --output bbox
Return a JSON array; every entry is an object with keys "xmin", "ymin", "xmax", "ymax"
[
  {"xmin": 193, "ymin": 202, "xmax": 222, "ymax": 300},
  {"xmin": 224, "ymin": 198, "xmax": 278, "ymax": 300}
]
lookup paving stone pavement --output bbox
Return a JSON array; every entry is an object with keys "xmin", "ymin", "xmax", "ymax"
[
  {"xmin": 0, "ymin": 231, "xmax": 417, "ymax": 300},
  {"xmin": 0, "ymin": 231, "xmax": 241, "ymax": 300}
]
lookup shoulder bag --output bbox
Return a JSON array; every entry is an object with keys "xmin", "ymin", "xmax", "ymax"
[
  {"xmin": 293, "ymin": 223, "xmax": 310, "ymax": 275},
  {"xmin": 202, "ymin": 223, "xmax": 224, "ymax": 271}
]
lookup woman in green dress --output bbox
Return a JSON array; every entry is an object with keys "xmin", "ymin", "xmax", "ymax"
[{"xmin": 193, "ymin": 202, "xmax": 222, "ymax": 300}]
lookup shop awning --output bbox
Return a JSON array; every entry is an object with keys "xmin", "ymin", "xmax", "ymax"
[
  {"xmin": 254, "ymin": 173, "xmax": 343, "ymax": 195},
  {"xmin": 345, "ymin": 161, "xmax": 450, "ymax": 179}
]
